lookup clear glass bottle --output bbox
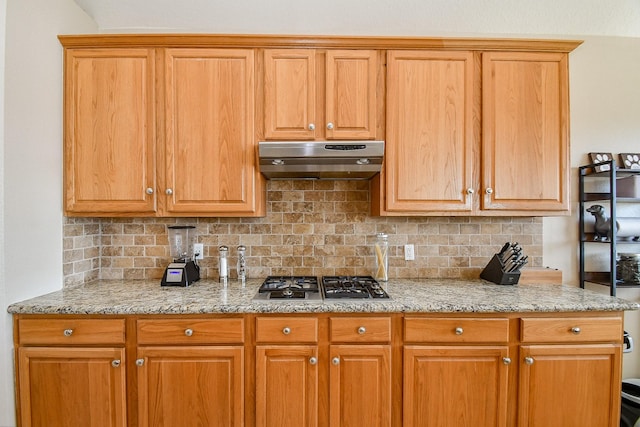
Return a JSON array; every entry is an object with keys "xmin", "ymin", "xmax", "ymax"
[
  {"xmin": 373, "ymin": 233, "xmax": 388, "ymax": 282},
  {"xmin": 237, "ymin": 245, "xmax": 247, "ymax": 284},
  {"xmin": 218, "ymin": 245, "xmax": 229, "ymax": 286}
]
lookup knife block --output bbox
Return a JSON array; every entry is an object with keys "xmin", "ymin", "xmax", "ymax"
[{"xmin": 480, "ymin": 254, "xmax": 521, "ymax": 285}]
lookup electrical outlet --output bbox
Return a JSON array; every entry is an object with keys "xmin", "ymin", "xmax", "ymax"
[
  {"xmin": 404, "ymin": 244, "xmax": 415, "ymax": 261},
  {"xmin": 194, "ymin": 243, "xmax": 204, "ymax": 260}
]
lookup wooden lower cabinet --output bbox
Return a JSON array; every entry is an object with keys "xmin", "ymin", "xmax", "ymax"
[
  {"xmin": 329, "ymin": 345, "xmax": 392, "ymax": 427},
  {"xmin": 255, "ymin": 345, "xmax": 318, "ymax": 427},
  {"xmin": 13, "ymin": 312, "xmax": 625, "ymax": 427},
  {"xmin": 403, "ymin": 346, "xmax": 510, "ymax": 427},
  {"xmin": 17, "ymin": 346, "xmax": 127, "ymax": 427},
  {"xmin": 136, "ymin": 346, "xmax": 244, "ymax": 427},
  {"xmin": 518, "ymin": 316, "xmax": 623, "ymax": 427},
  {"xmin": 518, "ymin": 344, "xmax": 621, "ymax": 427}
]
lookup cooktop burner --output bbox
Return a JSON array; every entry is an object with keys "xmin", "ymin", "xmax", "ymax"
[
  {"xmin": 322, "ymin": 276, "xmax": 390, "ymax": 299},
  {"xmin": 254, "ymin": 276, "xmax": 322, "ymax": 301}
]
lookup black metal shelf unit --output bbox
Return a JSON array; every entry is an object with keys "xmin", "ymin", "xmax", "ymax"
[{"xmin": 579, "ymin": 159, "xmax": 640, "ymax": 296}]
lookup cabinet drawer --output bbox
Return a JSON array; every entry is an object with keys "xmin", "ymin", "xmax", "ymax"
[
  {"xmin": 19, "ymin": 318, "xmax": 125, "ymax": 345},
  {"xmin": 404, "ymin": 317, "xmax": 509, "ymax": 343},
  {"xmin": 330, "ymin": 317, "xmax": 391, "ymax": 343},
  {"xmin": 520, "ymin": 317, "xmax": 623, "ymax": 343},
  {"xmin": 256, "ymin": 317, "xmax": 318, "ymax": 343},
  {"xmin": 137, "ymin": 318, "xmax": 244, "ymax": 345}
]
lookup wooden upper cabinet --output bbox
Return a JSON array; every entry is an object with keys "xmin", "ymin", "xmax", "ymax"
[
  {"xmin": 264, "ymin": 49, "xmax": 316, "ymax": 139},
  {"xmin": 163, "ymin": 48, "xmax": 263, "ymax": 215},
  {"xmin": 325, "ymin": 50, "xmax": 378, "ymax": 139},
  {"xmin": 263, "ymin": 49, "xmax": 379, "ymax": 140},
  {"xmin": 384, "ymin": 50, "xmax": 476, "ymax": 213},
  {"xmin": 64, "ymin": 48, "xmax": 157, "ymax": 215},
  {"xmin": 482, "ymin": 51, "xmax": 570, "ymax": 213}
]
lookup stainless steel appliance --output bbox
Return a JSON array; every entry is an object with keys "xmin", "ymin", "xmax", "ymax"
[
  {"xmin": 161, "ymin": 225, "xmax": 200, "ymax": 287},
  {"xmin": 252, "ymin": 275, "xmax": 390, "ymax": 301},
  {"xmin": 258, "ymin": 141, "xmax": 384, "ymax": 180},
  {"xmin": 253, "ymin": 276, "xmax": 322, "ymax": 302},
  {"xmin": 322, "ymin": 276, "xmax": 390, "ymax": 299}
]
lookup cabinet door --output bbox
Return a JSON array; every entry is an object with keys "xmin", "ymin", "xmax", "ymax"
[
  {"xmin": 482, "ymin": 52, "xmax": 570, "ymax": 212},
  {"xmin": 518, "ymin": 344, "xmax": 621, "ymax": 427},
  {"xmin": 137, "ymin": 346, "xmax": 244, "ymax": 427},
  {"xmin": 325, "ymin": 50, "xmax": 378, "ymax": 140},
  {"xmin": 18, "ymin": 347, "xmax": 126, "ymax": 427},
  {"xmin": 256, "ymin": 345, "xmax": 318, "ymax": 427},
  {"xmin": 403, "ymin": 345, "xmax": 510, "ymax": 427},
  {"xmin": 64, "ymin": 48, "xmax": 156, "ymax": 215},
  {"xmin": 385, "ymin": 50, "xmax": 476, "ymax": 213},
  {"xmin": 329, "ymin": 345, "xmax": 391, "ymax": 427},
  {"xmin": 164, "ymin": 48, "xmax": 261, "ymax": 215},
  {"xmin": 264, "ymin": 49, "xmax": 316, "ymax": 139}
]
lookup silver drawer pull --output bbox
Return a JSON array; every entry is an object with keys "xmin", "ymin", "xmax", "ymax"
[
  {"xmin": 282, "ymin": 327, "xmax": 291, "ymax": 335},
  {"xmin": 502, "ymin": 357, "xmax": 511, "ymax": 365},
  {"xmin": 332, "ymin": 357, "xmax": 340, "ymax": 365},
  {"xmin": 63, "ymin": 329, "xmax": 73, "ymax": 337},
  {"xmin": 455, "ymin": 327, "xmax": 464, "ymax": 335},
  {"xmin": 357, "ymin": 326, "xmax": 366, "ymax": 334},
  {"xmin": 184, "ymin": 328, "xmax": 193, "ymax": 337},
  {"xmin": 524, "ymin": 356, "xmax": 534, "ymax": 365},
  {"xmin": 111, "ymin": 359, "xmax": 121, "ymax": 368},
  {"xmin": 309, "ymin": 357, "xmax": 317, "ymax": 365},
  {"xmin": 571, "ymin": 326, "xmax": 581, "ymax": 335},
  {"xmin": 136, "ymin": 358, "xmax": 145, "ymax": 367}
]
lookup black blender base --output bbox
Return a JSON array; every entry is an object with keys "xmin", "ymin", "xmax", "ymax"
[{"xmin": 161, "ymin": 260, "xmax": 200, "ymax": 287}]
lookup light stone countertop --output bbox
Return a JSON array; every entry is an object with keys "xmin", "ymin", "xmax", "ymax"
[{"xmin": 7, "ymin": 278, "xmax": 639, "ymax": 315}]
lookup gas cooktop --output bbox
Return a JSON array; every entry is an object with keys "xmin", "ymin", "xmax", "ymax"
[
  {"xmin": 322, "ymin": 276, "xmax": 390, "ymax": 299},
  {"xmin": 252, "ymin": 275, "xmax": 390, "ymax": 302}
]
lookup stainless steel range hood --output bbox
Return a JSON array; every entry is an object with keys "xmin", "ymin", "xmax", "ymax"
[{"xmin": 258, "ymin": 141, "xmax": 384, "ymax": 180}]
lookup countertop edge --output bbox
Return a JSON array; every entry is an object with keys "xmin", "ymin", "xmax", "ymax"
[{"xmin": 7, "ymin": 279, "xmax": 640, "ymax": 315}]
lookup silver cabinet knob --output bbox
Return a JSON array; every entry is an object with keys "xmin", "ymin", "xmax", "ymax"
[
  {"xmin": 282, "ymin": 327, "xmax": 291, "ymax": 335},
  {"xmin": 571, "ymin": 326, "xmax": 581, "ymax": 335},
  {"xmin": 308, "ymin": 123, "xmax": 315, "ymax": 131},
  {"xmin": 332, "ymin": 357, "xmax": 340, "ymax": 365},
  {"xmin": 309, "ymin": 357, "xmax": 317, "ymax": 365},
  {"xmin": 485, "ymin": 188, "xmax": 494, "ymax": 195},
  {"xmin": 357, "ymin": 326, "xmax": 366, "ymax": 334},
  {"xmin": 184, "ymin": 328, "xmax": 193, "ymax": 337},
  {"xmin": 146, "ymin": 187, "xmax": 154, "ymax": 195},
  {"xmin": 165, "ymin": 188, "xmax": 173, "ymax": 195},
  {"xmin": 136, "ymin": 358, "xmax": 145, "ymax": 367},
  {"xmin": 111, "ymin": 359, "xmax": 121, "ymax": 368},
  {"xmin": 502, "ymin": 357, "xmax": 512, "ymax": 365},
  {"xmin": 455, "ymin": 327, "xmax": 464, "ymax": 335},
  {"xmin": 63, "ymin": 329, "xmax": 73, "ymax": 337},
  {"xmin": 326, "ymin": 122, "xmax": 334, "ymax": 130},
  {"xmin": 524, "ymin": 356, "xmax": 534, "ymax": 365},
  {"xmin": 466, "ymin": 188, "xmax": 475, "ymax": 195}
]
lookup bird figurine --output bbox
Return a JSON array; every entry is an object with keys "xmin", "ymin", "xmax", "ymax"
[{"xmin": 586, "ymin": 205, "xmax": 613, "ymax": 241}]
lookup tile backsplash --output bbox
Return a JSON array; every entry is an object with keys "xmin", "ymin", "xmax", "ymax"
[{"xmin": 63, "ymin": 181, "xmax": 543, "ymax": 287}]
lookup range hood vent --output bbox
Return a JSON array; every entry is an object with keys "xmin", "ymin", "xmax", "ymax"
[{"xmin": 258, "ymin": 141, "xmax": 384, "ymax": 180}]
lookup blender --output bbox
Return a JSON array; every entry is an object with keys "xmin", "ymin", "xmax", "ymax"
[{"xmin": 161, "ymin": 225, "xmax": 201, "ymax": 287}]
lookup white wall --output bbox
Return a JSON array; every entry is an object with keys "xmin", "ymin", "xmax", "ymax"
[{"xmin": 1, "ymin": 1, "xmax": 96, "ymax": 425}]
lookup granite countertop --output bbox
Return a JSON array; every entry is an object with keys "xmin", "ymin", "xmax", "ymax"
[{"xmin": 7, "ymin": 278, "xmax": 639, "ymax": 315}]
